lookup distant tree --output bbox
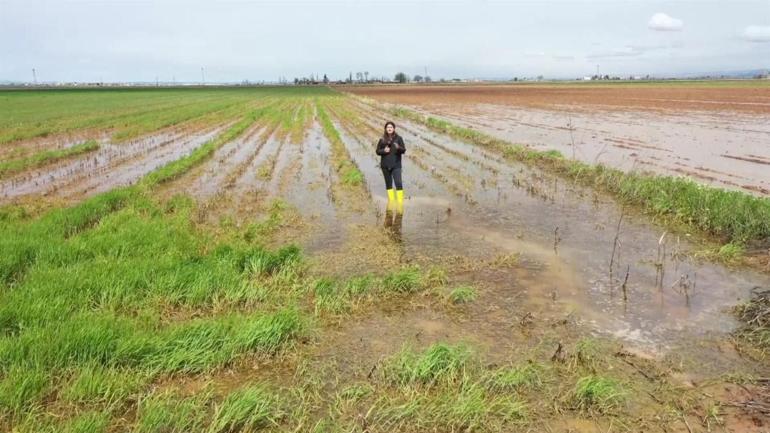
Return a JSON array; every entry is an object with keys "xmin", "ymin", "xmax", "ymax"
[
  {"xmin": 424, "ymin": 76, "xmax": 432, "ymax": 83},
  {"xmin": 413, "ymin": 75, "xmax": 423, "ymax": 82},
  {"xmin": 294, "ymin": 77, "xmax": 299, "ymax": 85},
  {"xmin": 323, "ymin": 74, "xmax": 329, "ymax": 84},
  {"xmin": 537, "ymin": 75, "xmax": 544, "ymax": 81},
  {"xmin": 395, "ymin": 72, "xmax": 408, "ymax": 83},
  {"xmin": 364, "ymin": 71, "xmax": 369, "ymax": 82}
]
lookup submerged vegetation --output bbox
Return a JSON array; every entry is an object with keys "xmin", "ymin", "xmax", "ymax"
[
  {"xmin": 391, "ymin": 105, "xmax": 770, "ymax": 247},
  {"xmin": 734, "ymin": 288, "xmax": 770, "ymax": 357},
  {"xmin": 0, "ymin": 139, "xmax": 100, "ymax": 178}
]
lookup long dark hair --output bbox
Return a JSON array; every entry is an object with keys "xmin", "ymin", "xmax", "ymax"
[{"xmin": 382, "ymin": 121, "xmax": 396, "ymax": 142}]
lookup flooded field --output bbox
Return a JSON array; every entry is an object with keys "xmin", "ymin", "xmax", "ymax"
[
  {"xmin": 1, "ymin": 86, "xmax": 769, "ymax": 432},
  {"xmin": 348, "ymin": 83, "xmax": 770, "ymax": 196}
]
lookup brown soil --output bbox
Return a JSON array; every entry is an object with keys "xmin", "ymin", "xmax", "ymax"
[{"xmin": 346, "ymin": 83, "xmax": 770, "ymax": 114}]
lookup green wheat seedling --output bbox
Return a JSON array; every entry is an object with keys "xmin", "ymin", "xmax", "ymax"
[
  {"xmin": 448, "ymin": 286, "xmax": 477, "ymax": 304},
  {"xmin": 570, "ymin": 375, "xmax": 627, "ymax": 413},
  {"xmin": 383, "ymin": 343, "xmax": 473, "ymax": 387}
]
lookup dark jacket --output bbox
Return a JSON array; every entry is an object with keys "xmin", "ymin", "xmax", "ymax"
[{"xmin": 376, "ymin": 134, "xmax": 406, "ymax": 169}]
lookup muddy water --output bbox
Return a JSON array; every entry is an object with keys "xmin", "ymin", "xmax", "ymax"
[
  {"xmin": 231, "ymin": 131, "xmax": 284, "ymax": 195},
  {"xmin": 0, "ymin": 131, "xmax": 110, "ymax": 161},
  {"xmin": 391, "ymin": 102, "xmax": 770, "ymax": 196},
  {"xmin": 338, "ymin": 101, "xmax": 770, "ymax": 353},
  {"xmin": 172, "ymin": 123, "xmax": 266, "ymax": 199},
  {"xmin": 280, "ymin": 122, "xmax": 341, "ymax": 252},
  {"xmin": 0, "ymin": 125, "xmax": 223, "ymax": 203}
]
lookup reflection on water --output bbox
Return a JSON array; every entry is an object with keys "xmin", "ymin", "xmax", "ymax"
[{"xmin": 384, "ymin": 208, "xmax": 404, "ymax": 243}]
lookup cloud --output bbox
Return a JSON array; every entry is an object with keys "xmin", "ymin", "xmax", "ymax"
[
  {"xmin": 648, "ymin": 13, "xmax": 684, "ymax": 31},
  {"xmin": 742, "ymin": 25, "xmax": 770, "ymax": 42}
]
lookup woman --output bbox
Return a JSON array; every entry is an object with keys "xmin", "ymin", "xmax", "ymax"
[{"xmin": 376, "ymin": 121, "xmax": 406, "ymax": 211}]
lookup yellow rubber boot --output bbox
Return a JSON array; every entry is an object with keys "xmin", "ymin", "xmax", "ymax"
[
  {"xmin": 386, "ymin": 189, "xmax": 395, "ymax": 208},
  {"xmin": 396, "ymin": 189, "xmax": 404, "ymax": 213}
]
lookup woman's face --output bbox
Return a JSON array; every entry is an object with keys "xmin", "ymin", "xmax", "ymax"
[{"xmin": 386, "ymin": 124, "xmax": 395, "ymax": 135}]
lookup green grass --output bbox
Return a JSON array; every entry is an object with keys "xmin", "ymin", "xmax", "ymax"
[
  {"xmin": 382, "ymin": 266, "xmax": 423, "ymax": 294},
  {"xmin": 0, "ymin": 140, "xmax": 99, "ymax": 178},
  {"xmin": 487, "ymin": 362, "xmax": 545, "ymax": 392},
  {"xmin": 135, "ymin": 391, "xmax": 210, "ymax": 433},
  {"xmin": 60, "ymin": 411, "xmax": 111, "ymax": 433},
  {"xmin": 571, "ymin": 375, "xmax": 626, "ymax": 413},
  {"xmin": 391, "ymin": 105, "xmax": 770, "ymax": 246},
  {"xmin": 0, "ymin": 87, "xmax": 335, "ymax": 145},
  {"xmin": 208, "ymin": 386, "xmax": 283, "ymax": 433},
  {"xmin": 384, "ymin": 343, "xmax": 473, "ymax": 387},
  {"xmin": 0, "ymin": 366, "xmax": 50, "ymax": 418},
  {"xmin": 61, "ymin": 365, "xmax": 149, "ymax": 405},
  {"xmin": 0, "ymin": 190, "xmax": 306, "ymax": 423},
  {"xmin": 448, "ymin": 285, "xmax": 477, "ymax": 304}
]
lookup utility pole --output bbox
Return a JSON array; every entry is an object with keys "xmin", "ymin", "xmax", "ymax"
[
  {"xmin": 201, "ymin": 67, "xmax": 205, "ymax": 85},
  {"xmin": 32, "ymin": 68, "xmax": 37, "ymax": 85}
]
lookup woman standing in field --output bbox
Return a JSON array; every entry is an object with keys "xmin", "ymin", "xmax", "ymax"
[{"xmin": 376, "ymin": 121, "xmax": 406, "ymax": 212}]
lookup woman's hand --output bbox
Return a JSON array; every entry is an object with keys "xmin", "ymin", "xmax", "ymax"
[{"xmin": 384, "ymin": 146, "xmax": 391, "ymax": 153}]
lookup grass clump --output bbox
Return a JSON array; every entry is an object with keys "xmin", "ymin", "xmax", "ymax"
[
  {"xmin": 314, "ymin": 275, "xmax": 374, "ymax": 315},
  {"xmin": 208, "ymin": 386, "xmax": 283, "ymax": 433},
  {"xmin": 571, "ymin": 375, "xmax": 626, "ymax": 413},
  {"xmin": 60, "ymin": 411, "xmax": 111, "ymax": 433},
  {"xmin": 448, "ymin": 285, "xmax": 477, "ymax": 304},
  {"xmin": 61, "ymin": 365, "xmax": 148, "ymax": 405},
  {"xmin": 135, "ymin": 391, "xmax": 210, "ymax": 433},
  {"xmin": 436, "ymin": 383, "xmax": 527, "ymax": 430},
  {"xmin": 0, "ymin": 367, "xmax": 50, "ymax": 418},
  {"xmin": 383, "ymin": 266, "xmax": 423, "ymax": 294},
  {"xmin": 717, "ymin": 241, "xmax": 746, "ymax": 261},
  {"xmin": 487, "ymin": 362, "xmax": 545, "ymax": 392},
  {"xmin": 340, "ymin": 165, "xmax": 364, "ymax": 186},
  {"xmin": 242, "ymin": 244, "xmax": 301, "ymax": 277},
  {"xmin": 384, "ymin": 343, "xmax": 472, "ymax": 387}
]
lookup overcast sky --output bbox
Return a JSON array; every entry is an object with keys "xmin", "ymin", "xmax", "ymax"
[{"xmin": 1, "ymin": 0, "xmax": 768, "ymax": 82}]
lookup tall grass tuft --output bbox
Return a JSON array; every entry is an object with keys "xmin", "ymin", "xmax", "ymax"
[
  {"xmin": 384, "ymin": 343, "xmax": 472, "ymax": 387},
  {"xmin": 383, "ymin": 266, "xmax": 423, "ymax": 294},
  {"xmin": 208, "ymin": 386, "xmax": 283, "ymax": 433},
  {"xmin": 571, "ymin": 375, "xmax": 626, "ymax": 413},
  {"xmin": 135, "ymin": 391, "xmax": 210, "ymax": 433}
]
